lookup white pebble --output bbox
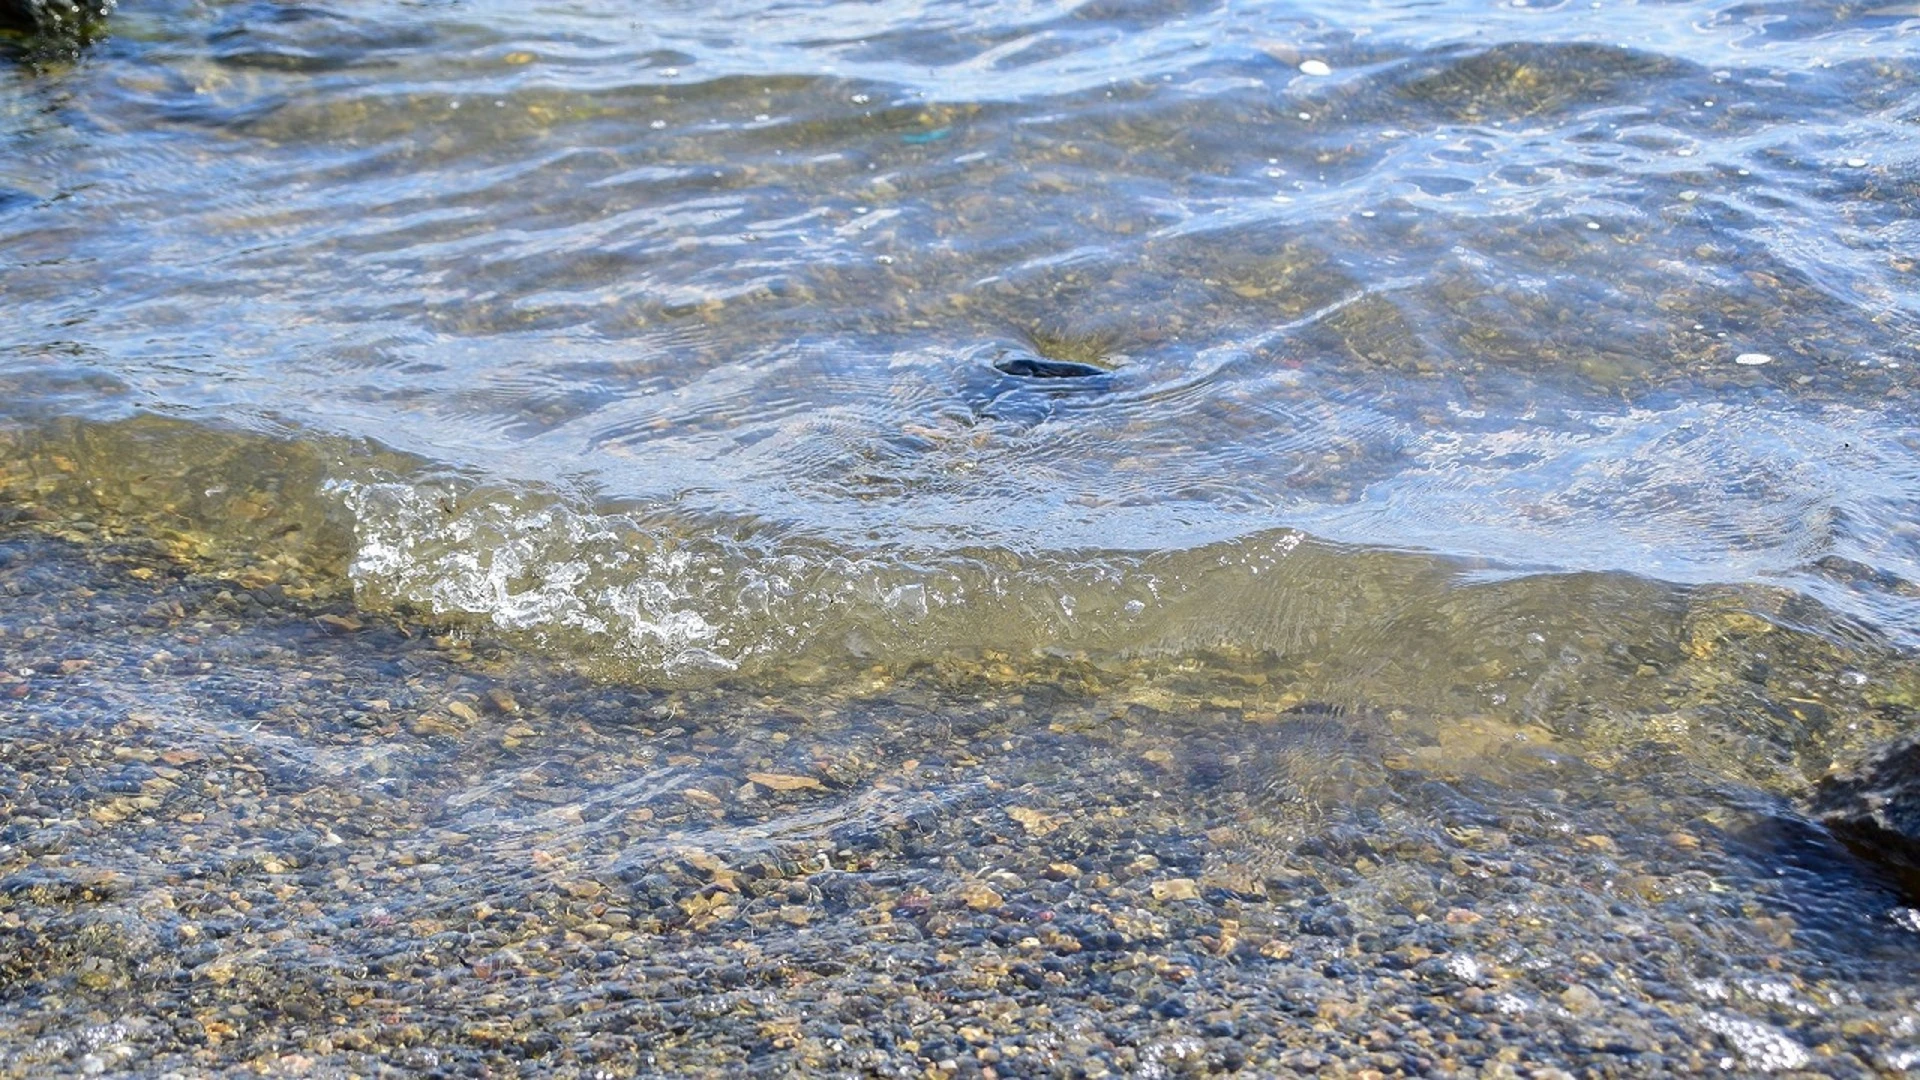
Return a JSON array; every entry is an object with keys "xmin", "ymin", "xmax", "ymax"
[
  {"xmin": 1586, "ymin": 221, "xmax": 1601, "ymax": 230},
  {"xmin": 1299, "ymin": 60, "xmax": 1332, "ymax": 76},
  {"xmin": 1847, "ymin": 157, "xmax": 1869, "ymax": 168},
  {"xmin": 1298, "ymin": 112, "xmax": 1312, "ymax": 121},
  {"xmin": 1735, "ymin": 352, "xmax": 1773, "ymax": 366}
]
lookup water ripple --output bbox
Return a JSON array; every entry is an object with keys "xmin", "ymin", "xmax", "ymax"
[{"xmin": 3, "ymin": 0, "xmax": 1919, "ymax": 653}]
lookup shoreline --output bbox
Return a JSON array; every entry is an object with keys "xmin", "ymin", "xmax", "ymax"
[{"xmin": 2, "ymin": 527, "xmax": 1917, "ymax": 1077}]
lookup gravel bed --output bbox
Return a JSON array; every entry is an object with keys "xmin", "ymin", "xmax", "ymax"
[{"xmin": 2, "ymin": 529, "xmax": 1919, "ymax": 1078}]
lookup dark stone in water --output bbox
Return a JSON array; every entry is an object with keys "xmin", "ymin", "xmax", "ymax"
[
  {"xmin": 1808, "ymin": 730, "xmax": 1920, "ymax": 886},
  {"xmin": 0, "ymin": 0, "xmax": 108, "ymax": 34},
  {"xmin": 961, "ymin": 345, "xmax": 1111, "ymax": 425},
  {"xmin": 992, "ymin": 355, "xmax": 1109, "ymax": 380},
  {"xmin": 1, "ymin": 0, "xmax": 111, "ymax": 58}
]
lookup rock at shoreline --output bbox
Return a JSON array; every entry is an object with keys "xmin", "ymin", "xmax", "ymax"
[
  {"xmin": 1, "ymin": 0, "xmax": 111, "ymax": 47},
  {"xmin": 1809, "ymin": 730, "xmax": 1920, "ymax": 879}
]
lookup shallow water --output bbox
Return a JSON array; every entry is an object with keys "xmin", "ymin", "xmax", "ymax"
[
  {"xmin": 5, "ymin": 0, "xmax": 1920, "ymax": 1073},
  {"xmin": 7, "ymin": 0, "xmax": 1920, "ymax": 678}
]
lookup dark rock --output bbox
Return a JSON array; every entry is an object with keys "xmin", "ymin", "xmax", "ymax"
[
  {"xmin": 1809, "ymin": 730, "xmax": 1920, "ymax": 887},
  {"xmin": 992, "ymin": 354, "xmax": 1108, "ymax": 380},
  {"xmin": 1, "ymin": 0, "xmax": 110, "ymax": 38}
]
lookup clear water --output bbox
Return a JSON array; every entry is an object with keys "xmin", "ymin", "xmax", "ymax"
[
  {"xmin": 7, "ymin": 0, "xmax": 1920, "ymax": 682},
  {"xmin": 7, "ymin": 1, "xmax": 1920, "ymax": 1071}
]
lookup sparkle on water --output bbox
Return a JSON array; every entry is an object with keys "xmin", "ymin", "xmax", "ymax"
[{"xmin": 5, "ymin": 0, "xmax": 1920, "ymax": 1070}]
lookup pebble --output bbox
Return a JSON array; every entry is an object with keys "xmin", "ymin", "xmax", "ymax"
[
  {"xmin": 1150, "ymin": 878, "xmax": 1201, "ymax": 901},
  {"xmin": 1299, "ymin": 60, "xmax": 1332, "ymax": 76},
  {"xmin": 1735, "ymin": 352, "xmax": 1772, "ymax": 365}
]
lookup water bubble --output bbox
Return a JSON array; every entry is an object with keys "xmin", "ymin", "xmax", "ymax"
[
  {"xmin": 851, "ymin": 93, "xmax": 872, "ymax": 104},
  {"xmin": 1734, "ymin": 352, "xmax": 1773, "ymax": 366},
  {"xmin": 1299, "ymin": 60, "xmax": 1332, "ymax": 76},
  {"xmin": 650, "ymin": 120, "xmax": 666, "ymax": 130}
]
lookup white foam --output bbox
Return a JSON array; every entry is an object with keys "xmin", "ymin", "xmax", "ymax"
[{"xmin": 1700, "ymin": 1013, "xmax": 1810, "ymax": 1071}]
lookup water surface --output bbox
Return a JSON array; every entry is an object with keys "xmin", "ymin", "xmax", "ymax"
[
  {"xmin": 6, "ymin": 0, "xmax": 1920, "ymax": 1072},
  {"xmin": 7, "ymin": 0, "xmax": 1920, "ymax": 679}
]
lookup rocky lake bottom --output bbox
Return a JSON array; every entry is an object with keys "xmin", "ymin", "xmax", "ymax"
[
  {"xmin": 10, "ymin": 0, "xmax": 1920, "ymax": 1072},
  {"xmin": 4, "ymin": 518, "xmax": 1920, "ymax": 1078}
]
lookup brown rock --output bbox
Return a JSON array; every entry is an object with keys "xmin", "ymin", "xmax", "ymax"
[
  {"xmin": 748, "ymin": 771, "xmax": 825, "ymax": 792},
  {"xmin": 1151, "ymin": 878, "xmax": 1200, "ymax": 902}
]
